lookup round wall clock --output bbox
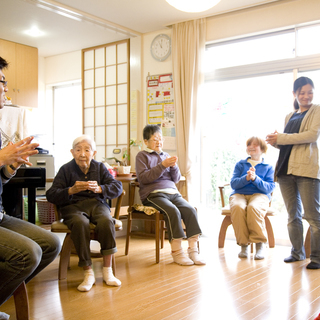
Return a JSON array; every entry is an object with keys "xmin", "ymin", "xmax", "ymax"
[{"xmin": 150, "ymin": 34, "xmax": 171, "ymax": 62}]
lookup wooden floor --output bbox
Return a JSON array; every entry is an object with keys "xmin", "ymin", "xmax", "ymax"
[{"xmin": 2, "ymin": 235, "xmax": 320, "ymax": 320}]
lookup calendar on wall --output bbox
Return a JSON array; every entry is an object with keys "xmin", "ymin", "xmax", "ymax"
[{"xmin": 147, "ymin": 73, "xmax": 176, "ymax": 150}]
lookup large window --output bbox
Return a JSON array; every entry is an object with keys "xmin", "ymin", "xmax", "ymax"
[
  {"xmin": 205, "ymin": 30, "xmax": 295, "ymax": 70},
  {"xmin": 200, "ymin": 73, "xmax": 292, "ymax": 209},
  {"xmin": 199, "ymin": 23, "xmax": 320, "ymax": 241}
]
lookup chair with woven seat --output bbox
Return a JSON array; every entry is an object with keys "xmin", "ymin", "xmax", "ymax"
[
  {"xmin": 51, "ymin": 190, "xmax": 125, "ymax": 280},
  {"xmin": 218, "ymin": 184, "xmax": 276, "ymax": 251},
  {"xmin": 125, "ymin": 180, "xmax": 166, "ymax": 263},
  {"xmin": 125, "ymin": 180, "xmax": 199, "ymax": 263}
]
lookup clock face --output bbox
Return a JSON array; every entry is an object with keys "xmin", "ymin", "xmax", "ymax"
[{"xmin": 151, "ymin": 34, "xmax": 171, "ymax": 61}]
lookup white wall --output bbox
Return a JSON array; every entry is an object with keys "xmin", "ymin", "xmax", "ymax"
[
  {"xmin": 206, "ymin": 0, "xmax": 320, "ymax": 43},
  {"xmin": 44, "ymin": 51, "xmax": 81, "ymax": 85},
  {"xmin": 140, "ymin": 29, "xmax": 173, "ymax": 152}
]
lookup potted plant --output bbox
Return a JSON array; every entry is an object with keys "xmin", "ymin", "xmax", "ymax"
[{"xmin": 121, "ymin": 139, "xmax": 142, "ymax": 173}]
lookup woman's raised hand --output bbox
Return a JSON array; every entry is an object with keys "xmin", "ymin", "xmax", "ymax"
[
  {"xmin": 266, "ymin": 131, "xmax": 278, "ymax": 146},
  {"xmin": 162, "ymin": 156, "xmax": 178, "ymax": 168}
]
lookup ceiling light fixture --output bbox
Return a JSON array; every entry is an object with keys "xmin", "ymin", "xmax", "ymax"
[
  {"xmin": 166, "ymin": 0, "xmax": 221, "ymax": 13},
  {"xmin": 24, "ymin": 26, "xmax": 45, "ymax": 37}
]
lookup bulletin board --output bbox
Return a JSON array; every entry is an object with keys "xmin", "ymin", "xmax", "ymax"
[{"xmin": 147, "ymin": 73, "xmax": 176, "ymax": 150}]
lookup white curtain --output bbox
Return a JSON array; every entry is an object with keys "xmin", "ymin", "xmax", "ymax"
[{"xmin": 172, "ymin": 18, "xmax": 206, "ymax": 202}]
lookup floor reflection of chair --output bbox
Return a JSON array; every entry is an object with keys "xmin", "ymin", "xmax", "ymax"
[
  {"xmin": 218, "ymin": 184, "xmax": 276, "ymax": 252},
  {"xmin": 50, "ymin": 190, "xmax": 125, "ymax": 279},
  {"xmin": 305, "ymin": 226, "xmax": 311, "ymax": 258}
]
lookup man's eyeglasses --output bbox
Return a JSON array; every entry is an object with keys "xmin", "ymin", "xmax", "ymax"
[{"xmin": 0, "ymin": 80, "xmax": 8, "ymax": 87}]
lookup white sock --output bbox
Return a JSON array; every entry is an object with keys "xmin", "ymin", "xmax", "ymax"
[
  {"xmin": 0, "ymin": 312, "xmax": 10, "ymax": 320},
  {"xmin": 77, "ymin": 269, "xmax": 95, "ymax": 292},
  {"xmin": 171, "ymin": 238, "xmax": 183, "ymax": 252},
  {"xmin": 103, "ymin": 267, "xmax": 121, "ymax": 287},
  {"xmin": 187, "ymin": 234, "xmax": 206, "ymax": 265},
  {"xmin": 171, "ymin": 249, "xmax": 194, "ymax": 266},
  {"xmin": 188, "ymin": 234, "xmax": 199, "ymax": 250},
  {"xmin": 188, "ymin": 248, "xmax": 206, "ymax": 265}
]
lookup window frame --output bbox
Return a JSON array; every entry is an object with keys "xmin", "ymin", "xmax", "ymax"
[{"xmin": 82, "ymin": 39, "xmax": 130, "ymax": 163}]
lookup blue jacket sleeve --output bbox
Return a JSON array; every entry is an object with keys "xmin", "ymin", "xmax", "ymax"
[
  {"xmin": 251, "ymin": 165, "xmax": 275, "ymax": 194},
  {"xmin": 230, "ymin": 162, "xmax": 250, "ymax": 190}
]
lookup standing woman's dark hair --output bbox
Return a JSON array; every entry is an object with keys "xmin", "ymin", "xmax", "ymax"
[{"xmin": 293, "ymin": 76, "xmax": 314, "ymax": 110}]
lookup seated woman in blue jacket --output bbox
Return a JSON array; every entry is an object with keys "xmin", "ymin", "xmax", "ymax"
[{"xmin": 229, "ymin": 136, "xmax": 275, "ymax": 260}]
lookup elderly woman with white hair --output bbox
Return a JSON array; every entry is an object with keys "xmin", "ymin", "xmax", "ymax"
[{"xmin": 46, "ymin": 135, "xmax": 123, "ymax": 292}]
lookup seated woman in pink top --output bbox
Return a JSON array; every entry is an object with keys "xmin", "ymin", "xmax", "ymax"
[{"xmin": 135, "ymin": 124, "xmax": 205, "ymax": 266}]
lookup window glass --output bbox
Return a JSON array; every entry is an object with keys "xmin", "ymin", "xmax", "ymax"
[
  {"xmin": 53, "ymin": 83, "xmax": 82, "ymax": 172},
  {"xmin": 297, "ymin": 25, "xmax": 320, "ymax": 56},
  {"xmin": 95, "ymin": 67, "xmax": 105, "ymax": 87},
  {"xmin": 205, "ymin": 32, "xmax": 295, "ymax": 70},
  {"xmin": 200, "ymin": 73, "xmax": 293, "ymax": 239},
  {"xmin": 95, "ymin": 48, "xmax": 105, "ymax": 68}
]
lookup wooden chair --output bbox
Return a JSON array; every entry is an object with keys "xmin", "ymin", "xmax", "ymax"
[
  {"xmin": 51, "ymin": 190, "xmax": 125, "ymax": 280},
  {"xmin": 125, "ymin": 180, "xmax": 166, "ymax": 263},
  {"xmin": 218, "ymin": 184, "xmax": 276, "ymax": 251},
  {"xmin": 13, "ymin": 281, "xmax": 29, "ymax": 320},
  {"xmin": 125, "ymin": 180, "xmax": 199, "ymax": 263}
]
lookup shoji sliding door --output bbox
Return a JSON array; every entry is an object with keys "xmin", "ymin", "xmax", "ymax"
[{"xmin": 82, "ymin": 39, "xmax": 130, "ymax": 162}]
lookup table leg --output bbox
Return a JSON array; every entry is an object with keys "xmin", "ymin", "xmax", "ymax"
[{"xmin": 28, "ymin": 188, "xmax": 36, "ymax": 224}]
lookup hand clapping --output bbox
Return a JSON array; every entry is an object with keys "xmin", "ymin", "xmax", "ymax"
[
  {"xmin": 246, "ymin": 166, "xmax": 256, "ymax": 181},
  {"xmin": 162, "ymin": 156, "xmax": 178, "ymax": 168},
  {"xmin": 266, "ymin": 130, "xmax": 278, "ymax": 146},
  {"xmin": 68, "ymin": 181, "xmax": 102, "ymax": 195}
]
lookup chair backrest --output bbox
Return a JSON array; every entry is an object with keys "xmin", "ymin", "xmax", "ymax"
[
  {"xmin": 52, "ymin": 190, "xmax": 126, "ymax": 221},
  {"xmin": 128, "ymin": 180, "xmax": 139, "ymax": 213}
]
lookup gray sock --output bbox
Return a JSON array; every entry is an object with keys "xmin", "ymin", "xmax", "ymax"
[
  {"xmin": 255, "ymin": 242, "xmax": 265, "ymax": 260},
  {"xmin": 238, "ymin": 245, "xmax": 249, "ymax": 258}
]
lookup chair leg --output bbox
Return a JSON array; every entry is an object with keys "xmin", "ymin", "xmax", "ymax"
[
  {"xmin": 59, "ymin": 234, "xmax": 73, "ymax": 280},
  {"xmin": 160, "ymin": 220, "xmax": 165, "ymax": 249},
  {"xmin": 14, "ymin": 281, "xmax": 29, "ymax": 320},
  {"xmin": 155, "ymin": 211, "xmax": 160, "ymax": 263},
  {"xmin": 112, "ymin": 254, "xmax": 116, "ymax": 276},
  {"xmin": 125, "ymin": 213, "xmax": 132, "ymax": 256},
  {"xmin": 218, "ymin": 215, "xmax": 232, "ymax": 248},
  {"xmin": 265, "ymin": 216, "xmax": 275, "ymax": 248},
  {"xmin": 305, "ymin": 226, "xmax": 311, "ymax": 259}
]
